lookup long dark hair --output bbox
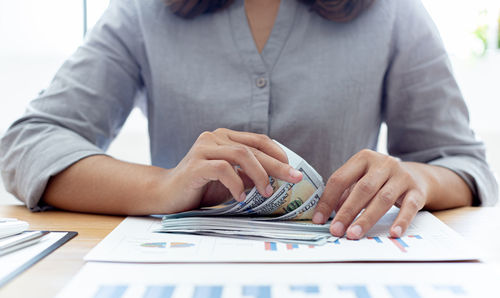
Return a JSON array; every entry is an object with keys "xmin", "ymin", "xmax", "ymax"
[{"xmin": 166, "ymin": 0, "xmax": 375, "ymax": 22}]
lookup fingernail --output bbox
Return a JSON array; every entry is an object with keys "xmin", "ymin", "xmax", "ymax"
[
  {"xmin": 331, "ymin": 221, "xmax": 345, "ymax": 236},
  {"xmin": 348, "ymin": 225, "xmax": 363, "ymax": 238},
  {"xmin": 312, "ymin": 212, "xmax": 324, "ymax": 224},
  {"xmin": 392, "ymin": 226, "xmax": 402, "ymax": 238},
  {"xmin": 239, "ymin": 193, "xmax": 246, "ymax": 202},
  {"xmin": 265, "ymin": 184, "xmax": 274, "ymax": 196},
  {"xmin": 289, "ymin": 168, "xmax": 302, "ymax": 179}
]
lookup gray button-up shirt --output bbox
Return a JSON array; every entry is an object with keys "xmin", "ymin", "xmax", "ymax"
[{"xmin": 1, "ymin": 0, "xmax": 497, "ymax": 211}]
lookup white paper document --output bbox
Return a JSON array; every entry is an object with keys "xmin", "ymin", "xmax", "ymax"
[
  {"xmin": 0, "ymin": 232, "xmax": 72, "ymax": 286},
  {"xmin": 57, "ymin": 262, "xmax": 499, "ymax": 298},
  {"xmin": 85, "ymin": 211, "xmax": 480, "ymax": 262}
]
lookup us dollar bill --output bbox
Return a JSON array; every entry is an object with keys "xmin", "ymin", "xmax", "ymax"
[
  {"xmin": 271, "ymin": 187, "xmax": 323, "ymax": 220},
  {"xmin": 250, "ymin": 159, "xmax": 323, "ymax": 216},
  {"xmin": 163, "ymin": 176, "xmax": 279, "ymax": 219},
  {"xmin": 163, "ymin": 141, "xmax": 325, "ymax": 221},
  {"xmin": 240, "ymin": 179, "xmax": 290, "ymax": 215},
  {"xmin": 221, "ymin": 176, "xmax": 281, "ymax": 215}
]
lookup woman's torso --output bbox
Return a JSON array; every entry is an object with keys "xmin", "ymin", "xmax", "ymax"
[{"xmin": 136, "ymin": 0, "xmax": 394, "ymax": 179}]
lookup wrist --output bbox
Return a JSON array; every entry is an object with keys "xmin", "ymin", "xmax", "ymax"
[
  {"xmin": 142, "ymin": 165, "xmax": 176, "ymax": 214},
  {"xmin": 401, "ymin": 161, "xmax": 435, "ymax": 206},
  {"xmin": 401, "ymin": 161, "xmax": 472, "ymax": 210}
]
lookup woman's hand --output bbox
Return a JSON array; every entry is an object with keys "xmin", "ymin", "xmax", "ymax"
[
  {"xmin": 312, "ymin": 149, "xmax": 472, "ymax": 239},
  {"xmin": 165, "ymin": 128, "xmax": 303, "ymax": 214}
]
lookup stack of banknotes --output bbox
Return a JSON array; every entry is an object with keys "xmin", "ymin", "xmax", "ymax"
[{"xmin": 159, "ymin": 142, "xmax": 335, "ymax": 245}]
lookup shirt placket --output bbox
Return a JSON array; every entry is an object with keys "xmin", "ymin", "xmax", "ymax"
[
  {"xmin": 227, "ymin": 0, "xmax": 297, "ymax": 135},
  {"xmin": 250, "ymin": 70, "xmax": 271, "ymax": 135}
]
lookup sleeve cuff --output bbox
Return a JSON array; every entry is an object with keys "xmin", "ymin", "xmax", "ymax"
[
  {"xmin": 429, "ymin": 155, "xmax": 499, "ymax": 206},
  {"xmin": 20, "ymin": 148, "xmax": 106, "ymax": 211}
]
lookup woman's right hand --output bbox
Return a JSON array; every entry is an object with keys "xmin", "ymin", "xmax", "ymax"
[{"xmin": 164, "ymin": 128, "xmax": 303, "ymax": 214}]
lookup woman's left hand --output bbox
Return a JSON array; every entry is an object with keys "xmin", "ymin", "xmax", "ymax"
[{"xmin": 312, "ymin": 149, "xmax": 431, "ymax": 239}]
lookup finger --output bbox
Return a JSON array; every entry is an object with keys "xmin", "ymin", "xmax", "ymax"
[
  {"xmin": 330, "ymin": 169, "xmax": 390, "ymax": 237},
  {"xmin": 312, "ymin": 157, "xmax": 367, "ymax": 225},
  {"xmin": 346, "ymin": 175, "xmax": 409, "ymax": 239},
  {"xmin": 200, "ymin": 160, "xmax": 246, "ymax": 202},
  {"xmin": 223, "ymin": 130, "xmax": 289, "ymax": 164},
  {"xmin": 195, "ymin": 131, "xmax": 217, "ymax": 145},
  {"xmin": 235, "ymin": 168, "xmax": 255, "ymax": 191},
  {"xmin": 335, "ymin": 183, "xmax": 356, "ymax": 213},
  {"xmin": 200, "ymin": 181, "xmax": 233, "ymax": 207},
  {"xmin": 214, "ymin": 136, "xmax": 302, "ymax": 184},
  {"xmin": 202, "ymin": 145, "xmax": 273, "ymax": 198},
  {"xmin": 250, "ymin": 148, "xmax": 303, "ymax": 184},
  {"xmin": 329, "ymin": 168, "xmax": 391, "ymax": 237},
  {"xmin": 390, "ymin": 190, "xmax": 424, "ymax": 238}
]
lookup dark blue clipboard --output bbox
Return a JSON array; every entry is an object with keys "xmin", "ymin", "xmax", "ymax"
[{"xmin": 0, "ymin": 231, "xmax": 78, "ymax": 288}]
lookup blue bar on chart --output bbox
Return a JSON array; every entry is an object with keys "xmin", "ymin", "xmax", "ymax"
[
  {"xmin": 386, "ymin": 285, "xmax": 420, "ymax": 298},
  {"xmin": 242, "ymin": 285, "xmax": 271, "ymax": 298},
  {"xmin": 368, "ymin": 237, "xmax": 383, "ymax": 243},
  {"xmin": 395, "ymin": 238, "xmax": 409, "ymax": 247},
  {"xmin": 264, "ymin": 242, "xmax": 277, "ymax": 251},
  {"xmin": 433, "ymin": 285, "xmax": 466, "ymax": 295},
  {"xmin": 140, "ymin": 242, "xmax": 166, "ymax": 248},
  {"xmin": 389, "ymin": 238, "xmax": 409, "ymax": 253},
  {"xmin": 94, "ymin": 285, "xmax": 128, "ymax": 298},
  {"xmin": 192, "ymin": 286, "xmax": 223, "ymax": 298},
  {"xmin": 338, "ymin": 285, "xmax": 371, "ymax": 298},
  {"xmin": 143, "ymin": 285, "xmax": 175, "ymax": 298},
  {"xmin": 290, "ymin": 285, "xmax": 320, "ymax": 294}
]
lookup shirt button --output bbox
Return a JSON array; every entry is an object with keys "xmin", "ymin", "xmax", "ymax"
[{"xmin": 256, "ymin": 77, "xmax": 267, "ymax": 88}]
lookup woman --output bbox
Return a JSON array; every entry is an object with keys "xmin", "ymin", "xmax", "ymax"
[{"xmin": 0, "ymin": 0, "xmax": 497, "ymax": 240}]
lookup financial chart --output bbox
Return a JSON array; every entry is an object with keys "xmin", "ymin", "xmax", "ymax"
[
  {"xmin": 85, "ymin": 211, "xmax": 478, "ymax": 262},
  {"xmin": 57, "ymin": 263, "xmax": 498, "ymax": 298}
]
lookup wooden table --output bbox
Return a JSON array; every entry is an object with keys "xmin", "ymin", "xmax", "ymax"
[
  {"xmin": 0, "ymin": 205, "xmax": 123, "ymax": 297},
  {"xmin": 0, "ymin": 204, "xmax": 499, "ymax": 297}
]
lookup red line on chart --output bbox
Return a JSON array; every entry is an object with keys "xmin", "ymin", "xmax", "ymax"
[{"xmin": 408, "ymin": 235, "xmax": 423, "ymax": 239}]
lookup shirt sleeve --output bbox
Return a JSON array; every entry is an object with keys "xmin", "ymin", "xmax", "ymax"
[
  {"xmin": 0, "ymin": 0, "xmax": 143, "ymax": 211},
  {"xmin": 383, "ymin": 0, "xmax": 498, "ymax": 206}
]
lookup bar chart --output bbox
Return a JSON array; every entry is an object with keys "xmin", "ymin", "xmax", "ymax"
[
  {"xmin": 263, "ymin": 235, "xmax": 424, "ymax": 254},
  {"xmin": 92, "ymin": 283, "xmax": 467, "ymax": 298},
  {"xmin": 58, "ymin": 263, "xmax": 498, "ymax": 298}
]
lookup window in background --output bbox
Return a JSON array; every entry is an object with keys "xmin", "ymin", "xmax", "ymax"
[
  {"xmin": 422, "ymin": 0, "xmax": 500, "ymax": 184},
  {"xmin": 0, "ymin": 0, "xmax": 81, "ymax": 134},
  {"xmin": 85, "ymin": 0, "xmax": 110, "ymax": 34},
  {"xmin": 0, "ymin": 0, "xmax": 149, "ymax": 168}
]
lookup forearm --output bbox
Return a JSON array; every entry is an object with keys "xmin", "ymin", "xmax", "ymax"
[
  {"xmin": 402, "ymin": 162, "xmax": 473, "ymax": 210},
  {"xmin": 42, "ymin": 155, "xmax": 173, "ymax": 215}
]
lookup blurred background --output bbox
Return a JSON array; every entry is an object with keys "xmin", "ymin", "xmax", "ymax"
[{"xmin": 0, "ymin": 0, "xmax": 499, "ymax": 205}]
